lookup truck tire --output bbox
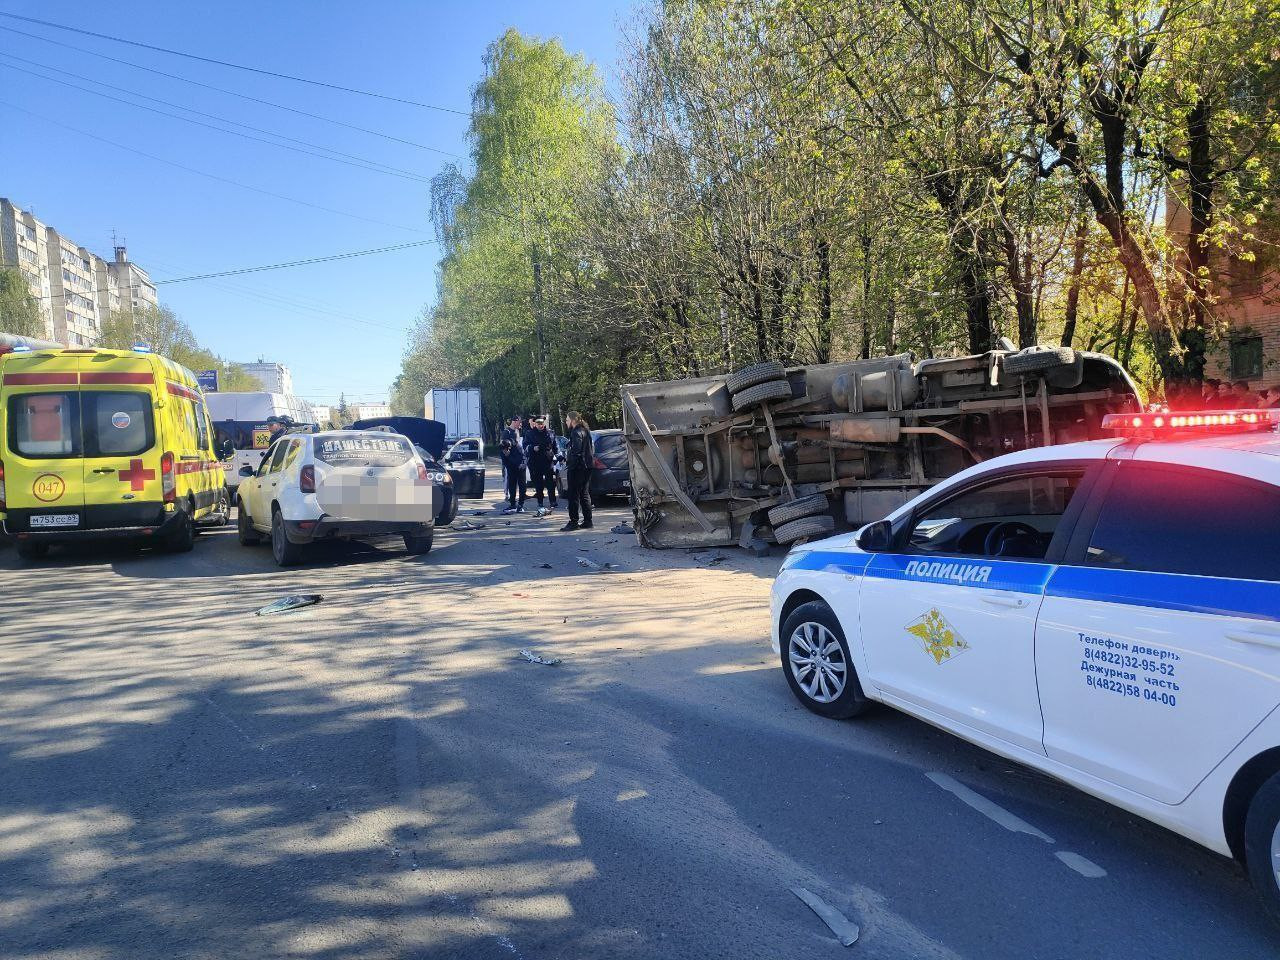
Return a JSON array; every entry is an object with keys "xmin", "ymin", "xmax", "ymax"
[
  {"xmin": 725, "ymin": 361, "xmax": 786, "ymax": 395},
  {"xmin": 731, "ymin": 378, "xmax": 793, "ymax": 412},
  {"xmin": 1244, "ymin": 769, "xmax": 1280, "ymax": 929},
  {"xmin": 774, "ymin": 513, "xmax": 835, "ymax": 544},
  {"xmin": 768, "ymin": 493, "xmax": 831, "ymax": 527},
  {"xmin": 1003, "ymin": 345, "xmax": 1076, "ymax": 376}
]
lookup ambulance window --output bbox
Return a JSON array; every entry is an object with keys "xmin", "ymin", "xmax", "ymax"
[
  {"xmin": 1085, "ymin": 465, "xmax": 1280, "ymax": 581},
  {"xmin": 191, "ymin": 400, "xmax": 210, "ymax": 451},
  {"xmin": 7, "ymin": 393, "xmax": 79, "ymax": 457},
  {"xmin": 83, "ymin": 392, "xmax": 154, "ymax": 457}
]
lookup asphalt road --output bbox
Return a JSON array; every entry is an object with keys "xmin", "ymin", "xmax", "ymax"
[{"xmin": 2, "ymin": 480, "xmax": 1278, "ymax": 959}]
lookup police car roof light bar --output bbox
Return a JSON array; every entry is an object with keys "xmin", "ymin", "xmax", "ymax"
[{"xmin": 1102, "ymin": 409, "xmax": 1278, "ymax": 437}]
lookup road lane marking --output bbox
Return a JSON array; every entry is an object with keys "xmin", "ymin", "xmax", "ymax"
[
  {"xmin": 925, "ymin": 771, "xmax": 1054, "ymax": 843},
  {"xmin": 1055, "ymin": 851, "xmax": 1107, "ymax": 878},
  {"xmin": 790, "ymin": 886, "xmax": 860, "ymax": 946}
]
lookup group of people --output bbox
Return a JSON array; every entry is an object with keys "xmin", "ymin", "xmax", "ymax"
[
  {"xmin": 498, "ymin": 411, "xmax": 596, "ymax": 532},
  {"xmin": 1193, "ymin": 379, "xmax": 1280, "ymax": 410}
]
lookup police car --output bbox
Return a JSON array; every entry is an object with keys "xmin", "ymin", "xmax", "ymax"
[{"xmin": 771, "ymin": 409, "xmax": 1280, "ymax": 922}]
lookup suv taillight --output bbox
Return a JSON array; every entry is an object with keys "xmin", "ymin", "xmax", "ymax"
[
  {"xmin": 160, "ymin": 451, "xmax": 176, "ymax": 503},
  {"xmin": 0, "ymin": 460, "xmax": 6, "ymax": 511},
  {"xmin": 593, "ymin": 457, "xmax": 607, "ymax": 470},
  {"xmin": 299, "ymin": 464, "xmax": 316, "ymax": 493}
]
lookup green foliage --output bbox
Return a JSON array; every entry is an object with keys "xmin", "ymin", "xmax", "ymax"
[
  {"xmin": 97, "ymin": 304, "xmax": 261, "ymax": 391},
  {"xmin": 0, "ymin": 268, "xmax": 47, "ymax": 340}
]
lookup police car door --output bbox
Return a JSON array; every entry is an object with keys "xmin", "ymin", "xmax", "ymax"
[
  {"xmin": 1037, "ymin": 461, "xmax": 1280, "ymax": 804},
  {"xmin": 860, "ymin": 467, "xmax": 1090, "ymax": 753}
]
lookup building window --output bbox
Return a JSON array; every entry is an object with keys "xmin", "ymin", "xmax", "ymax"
[{"xmin": 1229, "ymin": 335, "xmax": 1264, "ymax": 380}]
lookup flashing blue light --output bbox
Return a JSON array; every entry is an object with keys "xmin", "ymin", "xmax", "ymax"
[
  {"xmin": 131, "ymin": 342, "xmax": 152, "ymax": 354},
  {"xmin": 11, "ymin": 344, "xmax": 31, "ymax": 352}
]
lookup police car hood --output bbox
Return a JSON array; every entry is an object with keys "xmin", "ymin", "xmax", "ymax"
[{"xmin": 352, "ymin": 416, "xmax": 447, "ymax": 459}]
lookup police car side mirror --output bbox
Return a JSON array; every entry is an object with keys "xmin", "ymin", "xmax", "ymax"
[
  {"xmin": 238, "ymin": 465, "xmax": 254, "ymax": 478},
  {"xmin": 856, "ymin": 519, "xmax": 894, "ymax": 552}
]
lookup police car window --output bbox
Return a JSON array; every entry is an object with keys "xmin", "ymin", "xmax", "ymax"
[
  {"xmin": 1085, "ymin": 465, "xmax": 1280, "ymax": 581},
  {"xmin": 83, "ymin": 392, "xmax": 154, "ymax": 457},
  {"xmin": 910, "ymin": 472, "xmax": 1082, "ymax": 561},
  {"xmin": 8, "ymin": 392, "xmax": 79, "ymax": 458}
]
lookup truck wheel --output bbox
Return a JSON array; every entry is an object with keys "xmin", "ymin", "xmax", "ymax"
[
  {"xmin": 270, "ymin": 508, "xmax": 304, "ymax": 567},
  {"xmin": 1003, "ymin": 345, "xmax": 1076, "ymax": 376},
  {"xmin": 237, "ymin": 504, "xmax": 260, "ymax": 545},
  {"xmin": 780, "ymin": 600, "xmax": 871, "ymax": 719},
  {"xmin": 774, "ymin": 513, "xmax": 835, "ymax": 544},
  {"xmin": 163, "ymin": 505, "xmax": 196, "ymax": 553},
  {"xmin": 16, "ymin": 540, "xmax": 49, "ymax": 561},
  {"xmin": 1244, "ymin": 770, "xmax": 1280, "ymax": 928},
  {"xmin": 726, "ymin": 361, "xmax": 786, "ymax": 395},
  {"xmin": 768, "ymin": 494, "xmax": 831, "ymax": 527},
  {"xmin": 731, "ymin": 378, "xmax": 793, "ymax": 412},
  {"xmin": 404, "ymin": 527, "xmax": 434, "ymax": 555}
]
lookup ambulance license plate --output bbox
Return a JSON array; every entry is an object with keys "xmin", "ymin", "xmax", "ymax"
[{"xmin": 30, "ymin": 513, "xmax": 79, "ymax": 528}]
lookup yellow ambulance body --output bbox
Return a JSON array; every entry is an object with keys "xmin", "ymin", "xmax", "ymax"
[{"xmin": 0, "ymin": 346, "xmax": 227, "ymax": 558}]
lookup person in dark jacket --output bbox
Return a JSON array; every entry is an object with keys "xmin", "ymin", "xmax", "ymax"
[
  {"xmin": 499, "ymin": 438, "xmax": 527, "ymax": 513},
  {"xmin": 561, "ymin": 411, "xmax": 594, "ymax": 531},
  {"xmin": 523, "ymin": 415, "xmax": 558, "ymax": 510}
]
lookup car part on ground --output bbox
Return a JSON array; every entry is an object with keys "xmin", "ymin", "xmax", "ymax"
[
  {"xmin": 622, "ymin": 345, "xmax": 1142, "ymax": 549},
  {"xmin": 255, "ymin": 594, "xmax": 323, "ymax": 616}
]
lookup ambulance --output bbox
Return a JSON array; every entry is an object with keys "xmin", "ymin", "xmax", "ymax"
[{"xmin": 0, "ymin": 345, "xmax": 232, "ymax": 559}]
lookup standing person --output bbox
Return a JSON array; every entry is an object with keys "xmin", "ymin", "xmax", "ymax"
[
  {"xmin": 560, "ymin": 411, "xmax": 594, "ymax": 532},
  {"xmin": 499, "ymin": 438, "xmax": 527, "ymax": 513},
  {"xmin": 523, "ymin": 415, "xmax": 558, "ymax": 510},
  {"xmin": 499, "ymin": 415, "xmax": 521, "ymax": 488}
]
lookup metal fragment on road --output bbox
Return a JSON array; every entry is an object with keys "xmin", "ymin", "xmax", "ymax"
[
  {"xmin": 790, "ymin": 886, "xmax": 859, "ymax": 946},
  {"xmin": 576, "ymin": 556, "xmax": 600, "ymax": 569},
  {"xmin": 519, "ymin": 649, "xmax": 561, "ymax": 666},
  {"xmin": 455, "ymin": 519, "xmax": 487, "ymax": 530},
  {"xmin": 255, "ymin": 594, "xmax": 323, "ymax": 616},
  {"xmin": 1055, "ymin": 851, "xmax": 1107, "ymax": 878},
  {"xmin": 610, "ymin": 521, "xmax": 633, "ymax": 534},
  {"xmin": 926, "ymin": 771, "xmax": 1054, "ymax": 843}
]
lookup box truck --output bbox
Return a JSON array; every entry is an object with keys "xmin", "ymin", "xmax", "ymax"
[{"xmin": 424, "ymin": 388, "xmax": 483, "ymax": 442}]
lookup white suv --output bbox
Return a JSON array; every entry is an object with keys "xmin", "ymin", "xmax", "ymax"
[{"xmin": 236, "ymin": 430, "xmax": 435, "ymax": 566}]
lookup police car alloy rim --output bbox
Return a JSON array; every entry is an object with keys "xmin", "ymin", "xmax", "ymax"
[{"xmin": 788, "ymin": 622, "xmax": 846, "ymax": 703}]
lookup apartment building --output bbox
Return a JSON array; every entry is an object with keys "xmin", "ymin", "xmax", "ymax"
[
  {"xmin": 0, "ymin": 197, "xmax": 159, "ymax": 345},
  {"xmin": 352, "ymin": 402, "xmax": 392, "ymax": 420},
  {"xmin": 240, "ymin": 361, "xmax": 294, "ymax": 395}
]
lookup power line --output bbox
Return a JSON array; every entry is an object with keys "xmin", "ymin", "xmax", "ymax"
[
  {"xmin": 0, "ymin": 57, "xmax": 436, "ymax": 183},
  {"xmin": 156, "ymin": 240, "xmax": 437, "ymax": 285},
  {"xmin": 0, "ymin": 99, "xmax": 431, "ymax": 234},
  {"xmin": 0, "ymin": 29, "xmax": 466, "ymax": 159},
  {"xmin": 0, "ymin": 12, "xmax": 471, "ymax": 116}
]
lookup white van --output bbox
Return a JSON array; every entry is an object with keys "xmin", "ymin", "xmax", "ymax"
[{"xmin": 206, "ymin": 391, "xmax": 318, "ymax": 498}]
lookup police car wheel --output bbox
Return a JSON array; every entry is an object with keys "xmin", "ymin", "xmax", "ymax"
[
  {"xmin": 270, "ymin": 508, "xmax": 304, "ymax": 567},
  {"xmin": 237, "ymin": 505, "xmax": 261, "ymax": 545},
  {"xmin": 1243, "ymin": 770, "xmax": 1280, "ymax": 927},
  {"xmin": 780, "ymin": 601, "xmax": 870, "ymax": 719}
]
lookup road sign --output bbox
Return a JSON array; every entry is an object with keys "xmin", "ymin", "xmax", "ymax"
[{"xmin": 196, "ymin": 369, "xmax": 219, "ymax": 392}]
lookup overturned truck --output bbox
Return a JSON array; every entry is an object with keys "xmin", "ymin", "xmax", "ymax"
[{"xmin": 621, "ymin": 345, "xmax": 1143, "ymax": 549}]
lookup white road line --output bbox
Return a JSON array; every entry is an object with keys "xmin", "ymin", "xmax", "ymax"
[
  {"xmin": 1056, "ymin": 851, "xmax": 1108, "ymax": 878},
  {"xmin": 790, "ymin": 886, "xmax": 860, "ymax": 946},
  {"xmin": 925, "ymin": 771, "xmax": 1055, "ymax": 843}
]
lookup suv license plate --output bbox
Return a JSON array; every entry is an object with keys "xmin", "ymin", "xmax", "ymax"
[
  {"xmin": 622, "ymin": 479, "xmax": 631, "ymax": 487},
  {"xmin": 30, "ymin": 513, "xmax": 79, "ymax": 528}
]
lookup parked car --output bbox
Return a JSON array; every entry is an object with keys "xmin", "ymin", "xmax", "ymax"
[
  {"xmin": 352, "ymin": 416, "xmax": 457, "ymax": 526},
  {"xmin": 236, "ymin": 429, "xmax": 435, "ymax": 566},
  {"xmin": 587, "ymin": 428, "xmax": 631, "ymax": 506},
  {"xmin": 442, "ymin": 436, "xmax": 486, "ymax": 499}
]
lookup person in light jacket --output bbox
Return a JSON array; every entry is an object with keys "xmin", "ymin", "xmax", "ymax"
[{"xmin": 560, "ymin": 411, "xmax": 594, "ymax": 531}]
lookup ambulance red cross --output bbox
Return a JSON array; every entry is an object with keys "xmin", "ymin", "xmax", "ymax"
[{"xmin": 770, "ymin": 408, "xmax": 1280, "ymax": 923}]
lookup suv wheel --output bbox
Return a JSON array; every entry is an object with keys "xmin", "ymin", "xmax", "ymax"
[
  {"xmin": 237, "ymin": 503, "xmax": 260, "ymax": 545},
  {"xmin": 780, "ymin": 600, "xmax": 871, "ymax": 719},
  {"xmin": 404, "ymin": 527, "xmax": 434, "ymax": 555},
  {"xmin": 271, "ymin": 507, "xmax": 304, "ymax": 566},
  {"xmin": 1244, "ymin": 770, "xmax": 1280, "ymax": 928}
]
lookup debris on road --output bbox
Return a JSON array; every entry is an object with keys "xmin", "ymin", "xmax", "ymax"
[
  {"xmin": 790, "ymin": 887, "xmax": 859, "ymax": 946},
  {"xmin": 610, "ymin": 521, "xmax": 634, "ymax": 534},
  {"xmin": 536, "ymin": 563, "xmax": 553, "ymax": 569},
  {"xmin": 255, "ymin": 594, "xmax": 323, "ymax": 616},
  {"xmin": 576, "ymin": 557, "xmax": 622, "ymax": 572},
  {"xmin": 455, "ymin": 519, "xmax": 487, "ymax": 530},
  {"xmin": 519, "ymin": 649, "xmax": 562, "ymax": 666}
]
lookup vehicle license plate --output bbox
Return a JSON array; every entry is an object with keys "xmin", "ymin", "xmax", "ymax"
[{"xmin": 30, "ymin": 514, "xmax": 79, "ymax": 528}]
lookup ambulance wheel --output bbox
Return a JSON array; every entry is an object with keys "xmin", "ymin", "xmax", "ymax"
[
  {"xmin": 214, "ymin": 487, "xmax": 231, "ymax": 526},
  {"xmin": 15, "ymin": 540, "xmax": 49, "ymax": 560},
  {"xmin": 403, "ymin": 528, "xmax": 434, "ymax": 555},
  {"xmin": 237, "ymin": 504, "xmax": 261, "ymax": 545},
  {"xmin": 163, "ymin": 505, "xmax": 195, "ymax": 553},
  {"xmin": 271, "ymin": 508, "xmax": 304, "ymax": 567},
  {"xmin": 780, "ymin": 600, "xmax": 871, "ymax": 720},
  {"xmin": 1243, "ymin": 770, "xmax": 1280, "ymax": 927}
]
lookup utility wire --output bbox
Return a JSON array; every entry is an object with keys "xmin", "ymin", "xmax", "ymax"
[
  {"xmin": 0, "ymin": 12, "xmax": 471, "ymax": 116},
  {"xmin": 0, "ymin": 99, "xmax": 431, "ymax": 234},
  {"xmin": 0, "ymin": 25, "xmax": 464, "ymax": 157},
  {"xmin": 0, "ymin": 57, "xmax": 436, "ymax": 183}
]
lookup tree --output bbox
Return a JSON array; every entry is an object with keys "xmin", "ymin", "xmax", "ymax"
[
  {"xmin": 97, "ymin": 304, "xmax": 261, "ymax": 390},
  {"xmin": 0, "ymin": 268, "xmax": 47, "ymax": 339}
]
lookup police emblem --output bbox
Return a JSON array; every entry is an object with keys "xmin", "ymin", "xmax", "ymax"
[{"xmin": 905, "ymin": 608, "xmax": 970, "ymax": 665}]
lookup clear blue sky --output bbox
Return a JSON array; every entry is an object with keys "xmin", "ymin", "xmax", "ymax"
[{"xmin": 0, "ymin": 0, "xmax": 630, "ymax": 408}]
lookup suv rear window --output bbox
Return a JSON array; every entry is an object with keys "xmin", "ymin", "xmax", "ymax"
[
  {"xmin": 7, "ymin": 391, "xmax": 154, "ymax": 459},
  {"xmin": 593, "ymin": 432, "xmax": 627, "ymax": 467},
  {"xmin": 1085, "ymin": 464, "xmax": 1280, "ymax": 581},
  {"xmin": 315, "ymin": 435, "xmax": 412, "ymax": 467}
]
